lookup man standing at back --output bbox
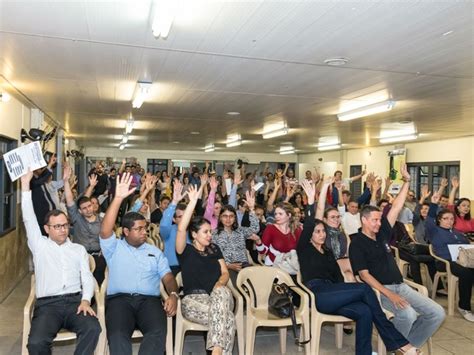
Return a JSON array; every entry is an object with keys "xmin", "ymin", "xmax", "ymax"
[
  {"xmin": 100, "ymin": 172, "xmax": 178, "ymax": 355},
  {"xmin": 349, "ymin": 164, "xmax": 445, "ymax": 348},
  {"xmin": 21, "ymin": 168, "xmax": 101, "ymax": 355}
]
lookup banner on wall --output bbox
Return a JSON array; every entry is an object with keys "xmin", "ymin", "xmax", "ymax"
[{"xmin": 387, "ymin": 148, "xmax": 406, "ymax": 194}]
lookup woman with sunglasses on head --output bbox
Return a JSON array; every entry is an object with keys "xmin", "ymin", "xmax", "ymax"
[
  {"xmin": 426, "ymin": 191, "xmax": 474, "ymax": 322},
  {"xmin": 297, "ymin": 180, "xmax": 420, "ymax": 355},
  {"xmin": 176, "ymin": 182, "xmax": 235, "ymax": 355}
]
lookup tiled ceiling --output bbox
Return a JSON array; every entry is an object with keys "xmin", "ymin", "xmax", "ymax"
[{"xmin": 0, "ymin": 0, "xmax": 472, "ymax": 154}]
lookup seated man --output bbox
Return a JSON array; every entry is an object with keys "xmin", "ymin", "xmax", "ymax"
[
  {"xmin": 100, "ymin": 172, "xmax": 178, "ymax": 355},
  {"xmin": 349, "ymin": 163, "xmax": 445, "ymax": 348},
  {"xmin": 21, "ymin": 170, "xmax": 101, "ymax": 355}
]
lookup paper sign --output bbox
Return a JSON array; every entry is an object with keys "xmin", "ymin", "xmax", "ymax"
[
  {"xmin": 447, "ymin": 244, "xmax": 474, "ymax": 261},
  {"xmin": 225, "ymin": 178, "xmax": 232, "ymax": 196},
  {"xmin": 3, "ymin": 141, "xmax": 47, "ymax": 181},
  {"xmin": 253, "ymin": 182, "xmax": 264, "ymax": 192}
]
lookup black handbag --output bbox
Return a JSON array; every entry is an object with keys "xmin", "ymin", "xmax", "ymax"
[
  {"xmin": 267, "ymin": 281, "xmax": 310, "ymax": 346},
  {"xmin": 398, "ymin": 238, "xmax": 429, "ymax": 256}
]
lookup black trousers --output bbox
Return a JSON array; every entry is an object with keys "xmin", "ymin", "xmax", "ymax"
[
  {"xmin": 399, "ymin": 250, "xmax": 438, "ymax": 287},
  {"xmin": 436, "ymin": 261, "xmax": 474, "ymax": 311},
  {"xmin": 28, "ymin": 294, "xmax": 101, "ymax": 355},
  {"xmin": 106, "ymin": 294, "xmax": 167, "ymax": 355}
]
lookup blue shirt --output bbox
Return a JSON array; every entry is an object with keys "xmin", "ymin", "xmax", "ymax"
[
  {"xmin": 100, "ymin": 234, "xmax": 171, "ymax": 296},
  {"xmin": 160, "ymin": 203, "xmax": 190, "ymax": 266}
]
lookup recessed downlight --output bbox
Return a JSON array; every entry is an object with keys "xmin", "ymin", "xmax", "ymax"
[
  {"xmin": 324, "ymin": 57, "xmax": 349, "ymax": 66},
  {"xmin": 190, "ymin": 131, "xmax": 200, "ymax": 135},
  {"xmin": 226, "ymin": 112, "xmax": 240, "ymax": 116}
]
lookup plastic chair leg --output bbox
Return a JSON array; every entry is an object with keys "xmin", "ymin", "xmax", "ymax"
[
  {"xmin": 431, "ymin": 274, "xmax": 440, "ymax": 300},
  {"xmin": 279, "ymin": 327, "xmax": 287, "ymax": 354},
  {"xmin": 312, "ymin": 319, "xmax": 322, "ymax": 355},
  {"xmin": 245, "ymin": 320, "xmax": 256, "ymax": 355},
  {"xmin": 447, "ymin": 276, "xmax": 457, "ymax": 316},
  {"xmin": 335, "ymin": 323, "xmax": 343, "ymax": 348},
  {"xmin": 174, "ymin": 319, "xmax": 185, "ymax": 355}
]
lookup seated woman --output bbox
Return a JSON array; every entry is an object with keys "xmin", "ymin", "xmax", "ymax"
[
  {"xmin": 447, "ymin": 177, "xmax": 474, "ymax": 234},
  {"xmin": 317, "ymin": 177, "xmax": 355, "ymax": 282},
  {"xmin": 425, "ymin": 192, "xmax": 474, "ymax": 322},
  {"xmin": 297, "ymin": 180, "xmax": 420, "ymax": 355},
  {"xmin": 256, "ymin": 201, "xmax": 301, "ymax": 272},
  {"xmin": 212, "ymin": 191, "xmax": 260, "ymax": 285},
  {"xmin": 176, "ymin": 183, "xmax": 235, "ymax": 355}
]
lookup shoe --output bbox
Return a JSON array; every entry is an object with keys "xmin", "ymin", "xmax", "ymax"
[
  {"xmin": 343, "ymin": 326, "xmax": 353, "ymax": 335},
  {"xmin": 458, "ymin": 307, "xmax": 474, "ymax": 322},
  {"xmin": 396, "ymin": 348, "xmax": 422, "ymax": 355}
]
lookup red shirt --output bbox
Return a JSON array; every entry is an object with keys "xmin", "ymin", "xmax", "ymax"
[
  {"xmin": 260, "ymin": 224, "xmax": 302, "ymax": 262},
  {"xmin": 448, "ymin": 205, "xmax": 474, "ymax": 233}
]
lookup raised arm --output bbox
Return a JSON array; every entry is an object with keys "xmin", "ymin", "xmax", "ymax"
[
  {"xmin": 298, "ymin": 180, "xmax": 316, "ymax": 251},
  {"xmin": 204, "ymin": 176, "xmax": 218, "ymax": 221},
  {"xmin": 437, "ymin": 177, "xmax": 448, "ymax": 199},
  {"xmin": 349, "ymin": 169, "xmax": 366, "ymax": 182},
  {"xmin": 316, "ymin": 176, "xmax": 332, "ymax": 220},
  {"xmin": 21, "ymin": 170, "xmax": 43, "ymax": 250},
  {"xmin": 63, "ymin": 164, "xmax": 75, "ymax": 207},
  {"xmin": 100, "ymin": 173, "xmax": 136, "ymax": 239},
  {"xmin": 370, "ymin": 177, "xmax": 381, "ymax": 206},
  {"xmin": 176, "ymin": 184, "xmax": 204, "ymax": 254},
  {"xmin": 448, "ymin": 176, "xmax": 459, "ymax": 205},
  {"xmin": 83, "ymin": 174, "xmax": 98, "ymax": 198},
  {"xmin": 386, "ymin": 163, "xmax": 410, "ymax": 226},
  {"xmin": 382, "ymin": 176, "xmax": 392, "ymax": 200},
  {"xmin": 266, "ymin": 177, "xmax": 280, "ymax": 213},
  {"xmin": 118, "ymin": 159, "xmax": 126, "ymax": 174},
  {"xmin": 229, "ymin": 172, "xmax": 242, "ymax": 208}
]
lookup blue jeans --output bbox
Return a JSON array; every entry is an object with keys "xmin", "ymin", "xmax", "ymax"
[
  {"xmin": 306, "ymin": 280, "xmax": 408, "ymax": 355},
  {"xmin": 381, "ymin": 283, "xmax": 445, "ymax": 347}
]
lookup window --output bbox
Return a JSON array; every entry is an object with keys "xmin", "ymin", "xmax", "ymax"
[
  {"xmin": 0, "ymin": 136, "xmax": 17, "ymax": 236},
  {"xmin": 147, "ymin": 159, "xmax": 168, "ymax": 174},
  {"xmin": 349, "ymin": 165, "xmax": 362, "ymax": 198},
  {"xmin": 407, "ymin": 162, "xmax": 460, "ymax": 198}
]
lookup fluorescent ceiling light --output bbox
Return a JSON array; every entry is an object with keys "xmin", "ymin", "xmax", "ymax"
[
  {"xmin": 279, "ymin": 145, "xmax": 294, "ymax": 152},
  {"xmin": 125, "ymin": 116, "xmax": 134, "ymax": 134},
  {"xmin": 0, "ymin": 92, "xmax": 11, "ymax": 102},
  {"xmin": 263, "ymin": 126, "xmax": 289, "ymax": 139},
  {"xmin": 226, "ymin": 134, "xmax": 242, "ymax": 148},
  {"xmin": 337, "ymin": 100, "xmax": 396, "ymax": 121},
  {"xmin": 318, "ymin": 144, "xmax": 341, "ymax": 151},
  {"xmin": 119, "ymin": 144, "xmax": 125, "ymax": 150},
  {"xmin": 152, "ymin": 0, "xmax": 176, "ymax": 39},
  {"xmin": 121, "ymin": 135, "xmax": 129, "ymax": 144},
  {"xmin": 132, "ymin": 82, "xmax": 153, "ymax": 109},
  {"xmin": 204, "ymin": 144, "xmax": 215, "ymax": 152},
  {"xmin": 379, "ymin": 134, "xmax": 418, "ymax": 144},
  {"xmin": 280, "ymin": 149, "xmax": 295, "ymax": 155}
]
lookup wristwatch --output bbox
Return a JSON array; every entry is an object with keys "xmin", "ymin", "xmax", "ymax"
[{"xmin": 170, "ymin": 291, "xmax": 179, "ymax": 299}]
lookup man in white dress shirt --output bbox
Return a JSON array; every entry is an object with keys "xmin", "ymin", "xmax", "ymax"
[{"xmin": 21, "ymin": 169, "xmax": 101, "ymax": 355}]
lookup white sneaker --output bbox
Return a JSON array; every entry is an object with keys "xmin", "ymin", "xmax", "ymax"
[{"xmin": 458, "ymin": 307, "xmax": 474, "ymax": 322}]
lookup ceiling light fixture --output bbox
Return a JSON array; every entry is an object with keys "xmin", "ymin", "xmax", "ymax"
[
  {"xmin": 441, "ymin": 30, "xmax": 453, "ymax": 37},
  {"xmin": 324, "ymin": 57, "xmax": 349, "ymax": 66},
  {"xmin": 121, "ymin": 135, "xmax": 129, "ymax": 144},
  {"xmin": 0, "ymin": 92, "xmax": 11, "ymax": 102},
  {"xmin": 337, "ymin": 100, "xmax": 396, "ymax": 121},
  {"xmin": 318, "ymin": 144, "xmax": 341, "ymax": 151},
  {"xmin": 279, "ymin": 146, "xmax": 295, "ymax": 155},
  {"xmin": 226, "ymin": 134, "xmax": 242, "ymax": 148},
  {"xmin": 262, "ymin": 124, "xmax": 289, "ymax": 139},
  {"xmin": 204, "ymin": 144, "xmax": 215, "ymax": 153},
  {"xmin": 379, "ymin": 134, "xmax": 418, "ymax": 144},
  {"xmin": 152, "ymin": 0, "xmax": 176, "ymax": 39},
  {"xmin": 226, "ymin": 112, "xmax": 240, "ymax": 116},
  {"xmin": 132, "ymin": 81, "xmax": 153, "ymax": 109},
  {"xmin": 125, "ymin": 115, "xmax": 135, "ymax": 134},
  {"xmin": 119, "ymin": 143, "xmax": 126, "ymax": 150}
]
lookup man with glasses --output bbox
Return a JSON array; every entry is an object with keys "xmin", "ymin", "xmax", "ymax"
[
  {"xmin": 21, "ymin": 169, "xmax": 101, "ymax": 355},
  {"xmin": 100, "ymin": 172, "xmax": 178, "ymax": 355}
]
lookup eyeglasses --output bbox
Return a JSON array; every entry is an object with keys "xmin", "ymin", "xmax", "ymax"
[
  {"xmin": 440, "ymin": 217, "xmax": 454, "ymax": 221},
  {"xmin": 129, "ymin": 226, "xmax": 147, "ymax": 232},
  {"xmin": 48, "ymin": 223, "xmax": 70, "ymax": 231},
  {"xmin": 327, "ymin": 215, "xmax": 341, "ymax": 219},
  {"xmin": 221, "ymin": 214, "xmax": 235, "ymax": 219}
]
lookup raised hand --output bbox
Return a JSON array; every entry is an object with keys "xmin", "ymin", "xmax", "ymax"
[
  {"xmin": 371, "ymin": 178, "xmax": 381, "ymax": 192},
  {"xmin": 88, "ymin": 174, "xmax": 98, "ymax": 188},
  {"xmin": 323, "ymin": 175, "xmax": 334, "ymax": 185},
  {"xmin": 187, "ymin": 184, "xmax": 200, "ymax": 202},
  {"xmin": 233, "ymin": 172, "xmax": 243, "ymax": 186},
  {"xmin": 431, "ymin": 191, "xmax": 441, "ymax": 204},
  {"xmin": 20, "ymin": 169, "xmax": 34, "ymax": 191},
  {"xmin": 312, "ymin": 169, "xmax": 320, "ymax": 183},
  {"xmin": 48, "ymin": 154, "xmax": 57, "ymax": 168},
  {"xmin": 209, "ymin": 176, "xmax": 218, "ymax": 191},
  {"xmin": 440, "ymin": 178, "xmax": 448, "ymax": 188},
  {"xmin": 63, "ymin": 165, "xmax": 72, "ymax": 182},
  {"xmin": 385, "ymin": 176, "xmax": 393, "ymax": 188},
  {"xmin": 200, "ymin": 173, "xmax": 209, "ymax": 187},
  {"xmin": 420, "ymin": 184, "xmax": 431, "ymax": 200},
  {"xmin": 400, "ymin": 163, "xmax": 410, "ymax": 181},
  {"xmin": 115, "ymin": 172, "xmax": 136, "ymax": 199},
  {"xmin": 173, "ymin": 179, "xmax": 186, "ymax": 203},
  {"xmin": 451, "ymin": 176, "xmax": 459, "ymax": 189},
  {"xmin": 244, "ymin": 190, "xmax": 256, "ymax": 211},
  {"xmin": 300, "ymin": 179, "xmax": 315, "ymax": 205},
  {"xmin": 144, "ymin": 175, "xmax": 157, "ymax": 191}
]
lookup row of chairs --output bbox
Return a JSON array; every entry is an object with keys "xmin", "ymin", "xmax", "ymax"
[{"xmin": 23, "ymin": 250, "xmax": 434, "ymax": 354}]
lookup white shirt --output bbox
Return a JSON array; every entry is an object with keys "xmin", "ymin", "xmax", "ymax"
[
  {"xmin": 339, "ymin": 205, "xmax": 361, "ymax": 235},
  {"xmin": 22, "ymin": 190, "xmax": 94, "ymax": 302}
]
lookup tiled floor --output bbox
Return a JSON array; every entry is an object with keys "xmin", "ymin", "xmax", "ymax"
[{"xmin": 1, "ymin": 274, "xmax": 473, "ymax": 354}]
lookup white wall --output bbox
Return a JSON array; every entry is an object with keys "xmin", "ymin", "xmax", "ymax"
[
  {"xmin": 298, "ymin": 136, "xmax": 474, "ymax": 197},
  {"xmin": 84, "ymin": 147, "xmax": 297, "ymax": 166}
]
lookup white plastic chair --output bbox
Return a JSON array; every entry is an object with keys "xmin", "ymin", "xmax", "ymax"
[
  {"xmin": 236, "ymin": 266, "xmax": 310, "ymax": 355},
  {"xmin": 296, "ymin": 272, "xmax": 351, "ymax": 355},
  {"xmin": 429, "ymin": 244, "xmax": 459, "ymax": 315},
  {"xmin": 22, "ymin": 255, "xmax": 103, "ymax": 355},
  {"xmin": 174, "ymin": 272, "xmax": 245, "ymax": 355}
]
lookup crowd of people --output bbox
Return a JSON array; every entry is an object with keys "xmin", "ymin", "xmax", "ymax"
[{"xmin": 22, "ymin": 157, "xmax": 474, "ymax": 355}]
